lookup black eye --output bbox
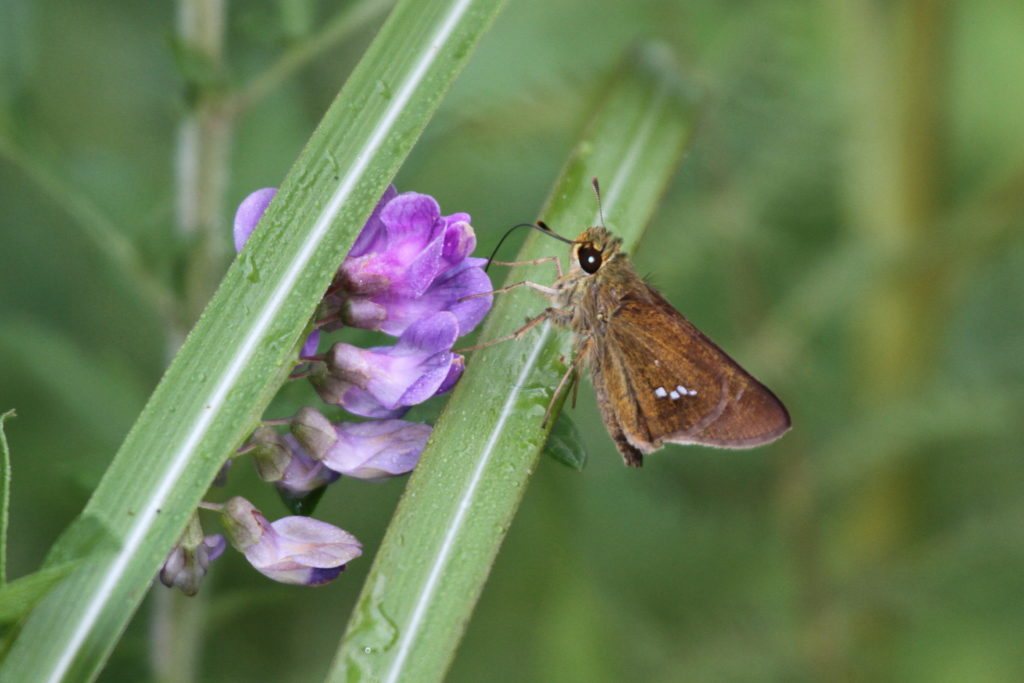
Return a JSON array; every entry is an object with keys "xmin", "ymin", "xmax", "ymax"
[{"xmin": 578, "ymin": 245, "xmax": 603, "ymax": 274}]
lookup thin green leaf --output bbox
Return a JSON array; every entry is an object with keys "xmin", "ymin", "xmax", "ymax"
[
  {"xmin": 0, "ymin": 564, "xmax": 79, "ymax": 625},
  {"xmin": 329, "ymin": 42, "xmax": 699, "ymax": 683},
  {"xmin": 0, "ymin": 0, "xmax": 506, "ymax": 680},
  {"xmin": 0, "ymin": 140, "xmax": 178, "ymax": 328},
  {"xmin": 228, "ymin": 0, "xmax": 396, "ymax": 117}
]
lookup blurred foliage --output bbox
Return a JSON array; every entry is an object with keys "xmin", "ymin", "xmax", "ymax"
[{"xmin": 1, "ymin": 0, "xmax": 1022, "ymax": 681}]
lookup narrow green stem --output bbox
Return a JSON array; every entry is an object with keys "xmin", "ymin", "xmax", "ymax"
[
  {"xmin": 226, "ymin": 0, "xmax": 395, "ymax": 118},
  {"xmin": 329, "ymin": 43, "xmax": 699, "ymax": 683},
  {"xmin": 0, "ymin": 410, "xmax": 14, "ymax": 586},
  {"xmin": 176, "ymin": 0, "xmax": 231, "ymax": 329},
  {"xmin": 0, "ymin": 139, "xmax": 177, "ymax": 330}
]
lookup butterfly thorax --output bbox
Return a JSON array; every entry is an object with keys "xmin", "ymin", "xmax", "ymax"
[{"xmin": 552, "ymin": 227, "xmax": 642, "ymax": 342}]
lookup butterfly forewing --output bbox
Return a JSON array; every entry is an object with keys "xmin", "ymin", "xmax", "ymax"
[{"xmin": 601, "ymin": 285, "xmax": 790, "ymax": 452}]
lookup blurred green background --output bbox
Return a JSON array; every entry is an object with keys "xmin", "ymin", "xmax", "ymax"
[{"xmin": 2, "ymin": 0, "xmax": 1022, "ymax": 680}]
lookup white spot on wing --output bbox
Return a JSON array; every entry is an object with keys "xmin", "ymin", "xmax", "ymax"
[
  {"xmin": 654, "ymin": 386, "xmax": 668, "ymax": 398},
  {"xmin": 670, "ymin": 390, "xmax": 680, "ymax": 400}
]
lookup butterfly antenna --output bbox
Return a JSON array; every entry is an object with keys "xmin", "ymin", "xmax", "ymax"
[
  {"xmin": 591, "ymin": 177, "xmax": 607, "ymax": 227},
  {"xmin": 485, "ymin": 221, "xmax": 573, "ymax": 272}
]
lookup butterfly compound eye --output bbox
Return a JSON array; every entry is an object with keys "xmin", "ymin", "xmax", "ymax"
[{"xmin": 578, "ymin": 244, "xmax": 603, "ymax": 274}]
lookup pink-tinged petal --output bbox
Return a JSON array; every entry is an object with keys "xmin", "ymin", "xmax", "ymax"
[
  {"xmin": 322, "ymin": 420, "xmax": 431, "ymax": 480},
  {"xmin": 223, "ymin": 497, "xmax": 361, "ymax": 586},
  {"xmin": 233, "ymin": 188, "xmax": 277, "ymax": 252}
]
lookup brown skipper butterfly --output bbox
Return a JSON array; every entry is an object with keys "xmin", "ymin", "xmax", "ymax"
[{"xmin": 473, "ymin": 179, "xmax": 790, "ymax": 467}]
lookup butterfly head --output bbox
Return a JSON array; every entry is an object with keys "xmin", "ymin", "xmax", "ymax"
[{"xmin": 572, "ymin": 226, "xmax": 622, "ymax": 275}]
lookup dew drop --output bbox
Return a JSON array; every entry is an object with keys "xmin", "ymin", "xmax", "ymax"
[
  {"xmin": 375, "ymin": 79, "xmax": 393, "ymax": 101},
  {"xmin": 241, "ymin": 252, "xmax": 260, "ymax": 283}
]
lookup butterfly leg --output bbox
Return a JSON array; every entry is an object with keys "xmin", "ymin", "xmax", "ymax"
[
  {"xmin": 490, "ymin": 255, "xmax": 564, "ymax": 279},
  {"xmin": 539, "ymin": 331, "xmax": 590, "ymax": 427},
  {"xmin": 541, "ymin": 357, "xmax": 582, "ymax": 428},
  {"xmin": 458, "ymin": 279, "xmax": 558, "ymax": 302},
  {"xmin": 455, "ymin": 307, "xmax": 557, "ymax": 353}
]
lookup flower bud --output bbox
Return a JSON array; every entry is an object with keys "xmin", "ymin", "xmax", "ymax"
[
  {"xmin": 159, "ymin": 514, "xmax": 226, "ymax": 596},
  {"xmin": 290, "ymin": 407, "xmax": 337, "ymax": 461}
]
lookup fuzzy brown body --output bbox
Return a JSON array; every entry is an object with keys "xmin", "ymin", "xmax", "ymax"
[{"xmin": 547, "ymin": 226, "xmax": 790, "ymax": 467}]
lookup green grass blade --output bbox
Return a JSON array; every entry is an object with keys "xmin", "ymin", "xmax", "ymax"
[
  {"xmin": 328, "ymin": 43, "xmax": 699, "ymax": 683},
  {"xmin": 0, "ymin": 0, "xmax": 506, "ymax": 680}
]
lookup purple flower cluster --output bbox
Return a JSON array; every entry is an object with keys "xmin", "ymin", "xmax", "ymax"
[{"xmin": 160, "ymin": 186, "xmax": 492, "ymax": 592}]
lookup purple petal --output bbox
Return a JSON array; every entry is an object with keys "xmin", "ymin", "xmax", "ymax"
[
  {"xmin": 341, "ymin": 193, "xmax": 448, "ymax": 299},
  {"xmin": 393, "ymin": 311, "xmax": 459, "ymax": 356},
  {"xmin": 440, "ymin": 216, "xmax": 476, "ymax": 269},
  {"xmin": 380, "ymin": 192, "xmax": 442, "ymax": 242},
  {"xmin": 435, "ymin": 354, "xmax": 465, "ymax": 396},
  {"xmin": 233, "ymin": 188, "xmax": 277, "ymax": 252},
  {"xmin": 234, "ymin": 508, "xmax": 362, "ymax": 586},
  {"xmin": 390, "ymin": 232, "xmax": 446, "ymax": 297},
  {"xmin": 348, "ymin": 185, "xmax": 398, "ymax": 257},
  {"xmin": 322, "ymin": 420, "xmax": 431, "ymax": 480},
  {"xmin": 343, "ymin": 258, "xmax": 493, "ymax": 337},
  {"xmin": 276, "ymin": 435, "xmax": 340, "ymax": 497},
  {"xmin": 394, "ymin": 259, "xmax": 495, "ymax": 336},
  {"xmin": 269, "ymin": 517, "xmax": 362, "ymax": 566},
  {"xmin": 319, "ymin": 313, "xmax": 459, "ymax": 415},
  {"xmin": 335, "ymin": 387, "xmax": 411, "ymax": 419},
  {"xmin": 391, "ymin": 354, "xmax": 452, "ymax": 406},
  {"xmin": 203, "ymin": 534, "xmax": 227, "ymax": 562},
  {"xmin": 300, "ymin": 330, "xmax": 321, "ymax": 359}
]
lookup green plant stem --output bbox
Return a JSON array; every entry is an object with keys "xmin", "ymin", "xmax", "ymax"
[
  {"xmin": 0, "ymin": 410, "xmax": 13, "ymax": 586},
  {"xmin": 176, "ymin": 0, "xmax": 231, "ymax": 331},
  {"xmin": 328, "ymin": 43, "xmax": 699, "ymax": 683},
  {"xmin": 226, "ymin": 0, "xmax": 395, "ymax": 118},
  {"xmin": 0, "ymin": 138, "xmax": 178, "ymax": 331},
  {"xmin": 0, "ymin": 0, "xmax": 506, "ymax": 680},
  {"xmin": 828, "ymin": 0, "xmax": 949, "ymax": 678}
]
